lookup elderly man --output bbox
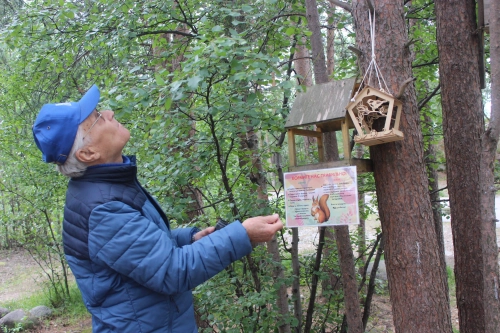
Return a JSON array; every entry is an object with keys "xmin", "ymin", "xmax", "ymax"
[{"xmin": 32, "ymin": 85, "xmax": 283, "ymax": 333}]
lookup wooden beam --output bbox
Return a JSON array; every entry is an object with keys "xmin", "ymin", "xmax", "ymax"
[
  {"xmin": 288, "ymin": 158, "xmax": 372, "ymax": 173},
  {"xmin": 317, "ymin": 130, "xmax": 325, "ymax": 162},
  {"xmin": 289, "ymin": 128, "xmax": 323, "ymax": 138},
  {"xmin": 287, "ymin": 130, "xmax": 297, "ymax": 167},
  {"xmin": 341, "ymin": 118, "xmax": 351, "ymax": 160}
]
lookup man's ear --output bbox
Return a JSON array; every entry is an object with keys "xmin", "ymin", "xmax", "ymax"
[{"xmin": 75, "ymin": 146, "xmax": 100, "ymax": 164}]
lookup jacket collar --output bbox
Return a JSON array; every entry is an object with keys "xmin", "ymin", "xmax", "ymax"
[{"xmin": 73, "ymin": 155, "xmax": 137, "ymax": 183}]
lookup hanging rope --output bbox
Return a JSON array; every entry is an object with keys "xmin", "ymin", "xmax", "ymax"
[{"xmin": 352, "ymin": 10, "xmax": 392, "ymax": 100}]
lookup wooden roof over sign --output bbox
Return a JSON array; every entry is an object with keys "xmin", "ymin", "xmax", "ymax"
[{"xmin": 285, "ymin": 77, "xmax": 357, "ymax": 130}]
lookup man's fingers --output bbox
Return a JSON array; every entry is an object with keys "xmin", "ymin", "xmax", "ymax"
[
  {"xmin": 269, "ymin": 219, "xmax": 283, "ymax": 232},
  {"xmin": 194, "ymin": 226, "xmax": 215, "ymax": 241},
  {"xmin": 265, "ymin": 213, "xmax": 280, "ymax": 224}
]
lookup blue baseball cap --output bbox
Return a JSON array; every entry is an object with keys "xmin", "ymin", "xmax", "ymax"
[{"xmin": 33, "ymin": 85, "xmax": 100, "ymax": 164}]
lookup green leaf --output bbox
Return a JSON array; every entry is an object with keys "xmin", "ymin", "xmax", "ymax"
[
  {"xmin": 187, "ymin": 76, "xmax": 203, "ymax": 90},
  {"xmin": 155, "ymin": 74, "xmax": 165, "ymax": 86},
  {"xmin": 285, "ymin": 27, "xmax": 295, "ymax": 36}
]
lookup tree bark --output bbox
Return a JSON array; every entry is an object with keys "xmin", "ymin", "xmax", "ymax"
[
  {"xmin": 435, "ymin": 0, "xmax": 500, "ymax": 331},
  {"xmin": 352, "ymin": 1, "xmax": 452, "ymax": 332},
  {"xmin": 305, "ymin": 1, "xmax": 363, "ymax": 331},
  {"xmin": 334, "ymin": 226, "xmax": 363, "ymax": 333},
  {"xmin": 305, "ymin": 0, "xmax": 329, "ymax": 84},
  {"xmin": 423, "ymin": 113, "xmax": 449, "ymax": 298},
  {"xmin": 483, "ymin": 1, "xmax": 500, "ymax": 328},
  {"xmin": 291, "ymin": 34, "xmax": 313, "ymax": 331}
]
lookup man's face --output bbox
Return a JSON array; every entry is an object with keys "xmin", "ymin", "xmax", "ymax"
[{"xmin": 80, "ymin": 109, "xmax": 130, "ymax": 164}]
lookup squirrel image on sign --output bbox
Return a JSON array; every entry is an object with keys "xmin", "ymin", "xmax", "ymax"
[{"xmin": 311, "ymin": 194, "xmax": 330, "ymax": 223}]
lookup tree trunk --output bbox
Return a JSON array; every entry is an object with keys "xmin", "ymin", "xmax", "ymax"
[
  {"xmin": 290, "ymin": 34, "xmax": 313, "ymax": 331},
  {"xmin": 483, "ymin": 1, "xmax": 500, "ymax": 328},
  {"xmin": 435, "ymin": 0, "xmax": 500, "ymax": 331},
  {"xmin": 305, "ymin": 0, "xmax": 328, "ymax": 84},
  {"xmin": 355, "ymin": 145, "xmax": 367, "ymax": 274},
  {"xmin": 352, "ymin": 1, "xmax": 452, "ymax": 332},
  {"xmin": 326, "ymin": 4, "xmax": 336, "ymax": 76},
  {"xmin": 231, "ymin": 7, "xmax": 291, "ymax": 331},
  {"xmin": 423, "ymin": 113, "xmax": 449, "ymax": 298},
  {"xmin": 305, "ymin": 1, "xmax": 363, "ymax": 331},
  {"xmin": 334, "ymin": 226, "xmax": 363, "ymax": 333}
]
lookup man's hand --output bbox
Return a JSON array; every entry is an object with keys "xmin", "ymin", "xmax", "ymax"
[
  {"xmin": 242, "ymin": 213, "xmax": 283, "ymax": 243},
  {"xmin": 193, "ymin": 227, "xmax": 215, "ymax": 242}
]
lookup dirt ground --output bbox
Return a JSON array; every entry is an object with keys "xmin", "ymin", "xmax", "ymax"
[{"xmin": 0, "ymin": 250, "xmax": 92, "ymax": 333}]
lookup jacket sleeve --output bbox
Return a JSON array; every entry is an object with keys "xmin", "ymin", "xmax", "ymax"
[
  {"xmin": 87, "ymin": 201, "xmax": 252, "ymax": 295},
  {"xmin": 171, "ymin": 228, "xmax": 198, "ymax": 247}
]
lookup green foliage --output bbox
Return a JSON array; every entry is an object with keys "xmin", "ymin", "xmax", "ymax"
[
  {"xmin": 0, "ymin": 0, "xmax": 448, "ymax": 331},
  {"xmin": 1, "ymin": 323, "xmax": 24, "ymax": 333},
  {"xmin": 194, "ymin": 247, "xmax": 295, "ymax": 332},
  {"xmin": 446, "ymin": 265, "xmax": 456, "ymax": 290}
]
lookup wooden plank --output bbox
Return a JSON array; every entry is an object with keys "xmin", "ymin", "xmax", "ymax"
[
  {"xmin": 384, "ymin": 99, "xmax": 395, "ymax": 131},
  {"xmin": 289, "ymin": 161, "xmax": 350, "ymax": 172},
  {"xmin": 341, "ymin": 118, "xmax": 351, "ymax": 160},
  {"xmin": 287, "ymin": 130, "xmax": 297, "ymax": 167},
  {"xmin": 394, "ymin": 100, "xmax": 402, "ymax": 130},
  {"xmin": 347, "ymin": 107, "xmax": 364, "ymax": 135},
  {"xmin": 317, "ymin": 128, "xmax": 325, "ymax": 162},
  {"xmin": 288, "ymin": 158, "xmax": 372, "ymax": 173},
  {"xmin": 285, "ymin": 77, "xmax": 357, "ymax": 129},
  {"xmin": 354, "ymin": 130, "xmax": 404, "ymax": 146},
  {"xmin": 289, "ymin": 128, "xmax": 323, "ymax": 138}
]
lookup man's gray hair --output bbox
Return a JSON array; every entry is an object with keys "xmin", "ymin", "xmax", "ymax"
[{"xmin": 56, "ymin": 125, "xmax": 88, "ymax": 178}]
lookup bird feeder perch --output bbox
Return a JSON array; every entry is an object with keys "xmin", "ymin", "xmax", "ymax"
[{"xmin": 346, "ymin": 86, "xmax": 404, "ymax": 146}]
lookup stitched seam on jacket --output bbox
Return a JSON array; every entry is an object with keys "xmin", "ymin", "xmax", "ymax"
[
  {"xmin": 91, "ymin": 203, "xmax": 137, "ymax": 264},
  {"xmin": 124, "ymin": 284, "xmax": 143, "ymax": 333},
  {"xmin": 140, "ymin": 236, "xmax": 167, "ymax": 288}
]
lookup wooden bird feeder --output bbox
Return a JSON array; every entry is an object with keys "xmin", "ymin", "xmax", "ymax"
[
  {"xmin": 285, "ymin": 77, "xmax": 372, "ymax": 173},
  {"xmin": 346, "ymin": 86, "xmax": 404, "ymax": 146}
]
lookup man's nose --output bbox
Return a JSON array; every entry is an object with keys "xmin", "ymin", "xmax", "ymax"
[{"xmin": 101, "ymin": 110, "xmax": 115, "ymax": 119}]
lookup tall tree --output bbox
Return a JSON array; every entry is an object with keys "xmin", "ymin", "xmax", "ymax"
[
  {"xmin": 304, "ymin": 1, "xmax": 363, "ymax": 332},
  {"xmin": 352, "ymin": 0, "xmax": 452, "ymax": 331},
  {"xmin": 435, "ymin": 0, "xmax": 500, "ymax": 331}
]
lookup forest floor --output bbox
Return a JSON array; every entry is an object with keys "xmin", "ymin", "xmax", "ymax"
[
  {"xmin": 1, "ymin": 248, "xmax": 399, "ymax": 333},
  {"xmin": 3, "ymin": 176, "xmax": 499, "ymax": 333},
  {"xmin": 0, "ymin": 224, "xmax": 468, "ymax": 333}
]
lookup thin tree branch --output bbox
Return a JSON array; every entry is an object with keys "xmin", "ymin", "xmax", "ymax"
[
  {"xmin": 413, "ymin": 57, "xmax": 439, "ymax": 68},
  {"xmin": 329, "ymin": 0, "xmax": 352, "ymax": 13},
  {"xmin": 277, "ymin": 56, "xmax": 313, "ymax": 68},
  {"xmin": 136, "ymin": 30, "xmax": 196, "ymax": 38},
  {"xmin": 269, "ymin": 13, "xmax": 306, "ymax": 21},
  {"xmin": 432, "ymin": 199, "xmax": 450, "ymax": 203},
  {"xmin": 362, "ymin": 233, "xmax": 384, "ymax": 329},
  {"xmin": 348, "ymin": 45, "xmax": 362, "ymax": 57},
  {"xmin": 418, "ymin": 84, "xmax": 440, "ymax": 110},
  {"xmin": 394, "ymin": 77, "xmax": 416, "ymax": 99},
  {"xmin": 404, "ymin": 38, "xmax": 418, "ymax": 49},
  {"xmin": 430, "ymin": 186, "xmax": 447, "ymax": 196}
]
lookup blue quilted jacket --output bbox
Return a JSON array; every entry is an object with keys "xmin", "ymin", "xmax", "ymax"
[{"xmin": 62, "ymin": 156, "xmax": 252, "ymax": 332}]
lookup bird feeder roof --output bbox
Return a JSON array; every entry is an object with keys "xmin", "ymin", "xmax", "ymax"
[{"xmin": 285, "ymin": 77, "xmax": 357, "ymax": 131}]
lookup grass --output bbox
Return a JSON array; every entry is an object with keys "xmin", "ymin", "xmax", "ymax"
[
  {"xmin": 446, "ymin": 265, "xmax": 456, "ymax": 289},
  {"xmin": 0, "ymin": 280, "xmax": 90, "ymax": 330},
  {"xmin": 0, "ymin": 266, "xmax": 39, "ymax": 295}
]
